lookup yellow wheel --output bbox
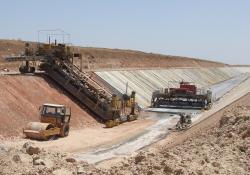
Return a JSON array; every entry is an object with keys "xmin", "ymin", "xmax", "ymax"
[
  {"xmin": 127, "ymin": 115, "xmax": 133, "ymax": 122},
  {"xmin": 114, "ymin": 119, "xmax": 120, "ymax": 126},
  {"xmin": 130, "ymin": 116, "xmax": 134, "ymax": 121},
  {"xmin": 134, "ymin": 114, "xmax": 138, "ymax": 120},
  {"xmin": 127, "ymin": 115, "xmax": 137, "ymax": 121},
  {"xmin": 105, "ymin": 120, "xmax": 114, "ymax": 128}
]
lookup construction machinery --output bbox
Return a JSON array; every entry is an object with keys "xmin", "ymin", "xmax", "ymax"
[
  {"xmin": 168, "ymin": 113, "xmax": 192, "ymax": 131},
  {"xmin": 151, "ymin": 81, "xmax": 212, "ymax": 110},
  {"xmin": 5, "ymin": 33, "xmax": 138, "ymax": 128},
  {"xmin": 23, "ymin": 103, "xmax": 71, "ymax": 140},
  {"xmin": 175, "ymin": 113, "xmax": 192, "ymax": 130}
]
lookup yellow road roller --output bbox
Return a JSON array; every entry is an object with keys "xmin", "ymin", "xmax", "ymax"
[{"xmin": 23, "ymin": 103, "xmax": 71, "ymax": 140}]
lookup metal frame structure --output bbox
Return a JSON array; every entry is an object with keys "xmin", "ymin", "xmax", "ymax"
[
  {"xmin": 151, "ymin": 81, "xmax": 212, "ymax": 109},
  {"xmin": 5, "ymin": 38, "xmax": 138, "ymax": 127}
]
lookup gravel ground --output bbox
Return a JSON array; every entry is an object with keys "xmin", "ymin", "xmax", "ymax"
[{"xmin": 1, "ymin": 94, "xmax": 250, "ymax": 175}]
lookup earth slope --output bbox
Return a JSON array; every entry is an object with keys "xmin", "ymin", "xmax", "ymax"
[
  {"xmin": 0, "ymin": 39, "xmax": 226, "ymax": 70},
  {"xmin": 0, "ymin": 75, "xmax": 97, "ymax": 137}
]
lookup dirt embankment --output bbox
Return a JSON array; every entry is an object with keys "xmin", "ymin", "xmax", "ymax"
[
  {"xmin": 77, "ymin": 47, "xmax": 227, "ymax": 69},
  {"xmin": 0, "ymin": 39, "xmax": 226, "ymax": 70},
  {"xmin": 0, "ymin": 75, "xmax": 97, "ymax": 137},
  {"xmin": 1, "ymin": 93, "xmax": 249, "ymax": 175}
]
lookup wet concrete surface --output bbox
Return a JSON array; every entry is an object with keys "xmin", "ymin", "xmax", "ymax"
[
  {"xmin": 95, "ymin": 67, "xmax": 250, "ymax": 107},
  {"xmin": 74, "ymin": 112, "xmax": 178, "ymax": 164},
  {"xmin": 210, "ymin": 73, "xmax": 249, "ymax": 100}
]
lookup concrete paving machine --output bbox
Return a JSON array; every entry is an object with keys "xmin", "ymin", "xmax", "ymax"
[
  {"xmin": 151, "ymin": 81, "xmax": 212, "ymax": 110},
  {"xmin": 23, "ymin": 103, "xmax": 71, "ymax": 140},
  {"xmin": 5, "ymin": 32, "xmax": 138, "ymax": 128}
]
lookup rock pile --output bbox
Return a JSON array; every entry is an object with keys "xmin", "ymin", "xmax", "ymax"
[
  {"xmin": 0, "ymin": 141, "xmax": 97, "ymax": 175},
  {"xmin": 98, "ymin": 105, "xmax": 250, "ymax": 175}
]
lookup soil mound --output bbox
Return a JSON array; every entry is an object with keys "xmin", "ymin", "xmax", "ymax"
[{"xmin": 0, "ymin": 75, "xmax": 97, "ymax": 137}]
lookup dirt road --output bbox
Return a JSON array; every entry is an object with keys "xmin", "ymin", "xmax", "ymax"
[{"xmin": 4, "ymin": 119, "xmax": 154, "ymax": 153}]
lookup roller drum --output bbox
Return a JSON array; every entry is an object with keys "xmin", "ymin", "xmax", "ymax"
[{"xmin": 23, "ymin": 122, "xmax": 55, "ymax": 140}]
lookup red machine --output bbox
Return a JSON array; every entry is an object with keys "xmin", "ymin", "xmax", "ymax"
[
  {"xmin": 169, "ymin": 81, "xmax": 197, "ymax": 95},
  {"xmin": 151, "ymin": 81, "xmax": 212, "ymax": 109}
]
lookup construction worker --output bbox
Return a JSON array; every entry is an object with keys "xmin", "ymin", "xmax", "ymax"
[{"xmin": 180, "ymin": 113, "xmax": 186, "ymax": 126}]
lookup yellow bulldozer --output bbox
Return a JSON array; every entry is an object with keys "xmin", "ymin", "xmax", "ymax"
[{"xmin": 23, "ymin": 103, "xmax": 71, "ymax": 140}]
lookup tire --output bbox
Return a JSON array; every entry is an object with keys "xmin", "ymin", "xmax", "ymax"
[
  {"xmin": 19, "ymin": 66, "xmax": 27, "ymax": 74},
  {"xmin": 46, "ymin": 135, "xmax": 57, "ymax": 141},
  {"xmin": 64, "ymin": 126, "xmax": 69, "ymax": 136},
  {"xmin": 29, "ymin": 66, "xmax": 35, "ymax": 73},
  {"xmin": 105, "ymin": 120, "xmax": 114, "ymax": 128},
  {"xmin": 60, "ymin": 125, "xmax": 69, "ymax": 137},
  {"xmin": 114, "ymin": 119, "xmax": 120, "ymax": 126},
  {"xmin": 127, "ymin": 115, "xmax": 131, "ymax": 122}
]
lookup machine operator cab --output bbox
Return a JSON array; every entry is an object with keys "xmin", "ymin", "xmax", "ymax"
[
  {"xmin": 40, "ymin": 103, "xmax": 71, "ymax": 126},
  {"xmin": 23, "ymin": 103, "xmax": 71, "ymax": 140}
]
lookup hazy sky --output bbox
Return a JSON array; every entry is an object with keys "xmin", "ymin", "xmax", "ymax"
[{"xmin": 0, "ymin": 0, "xmax": 249, "ymax": 64}]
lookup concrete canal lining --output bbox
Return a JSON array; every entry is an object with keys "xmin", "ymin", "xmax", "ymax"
[
  {"xmin": 73, "ymin": 68, "xmax": 250, "ymax": 164},
  {"xmin": 95, "ymin": 67, "xmax": 250, "ymax": 107}
]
